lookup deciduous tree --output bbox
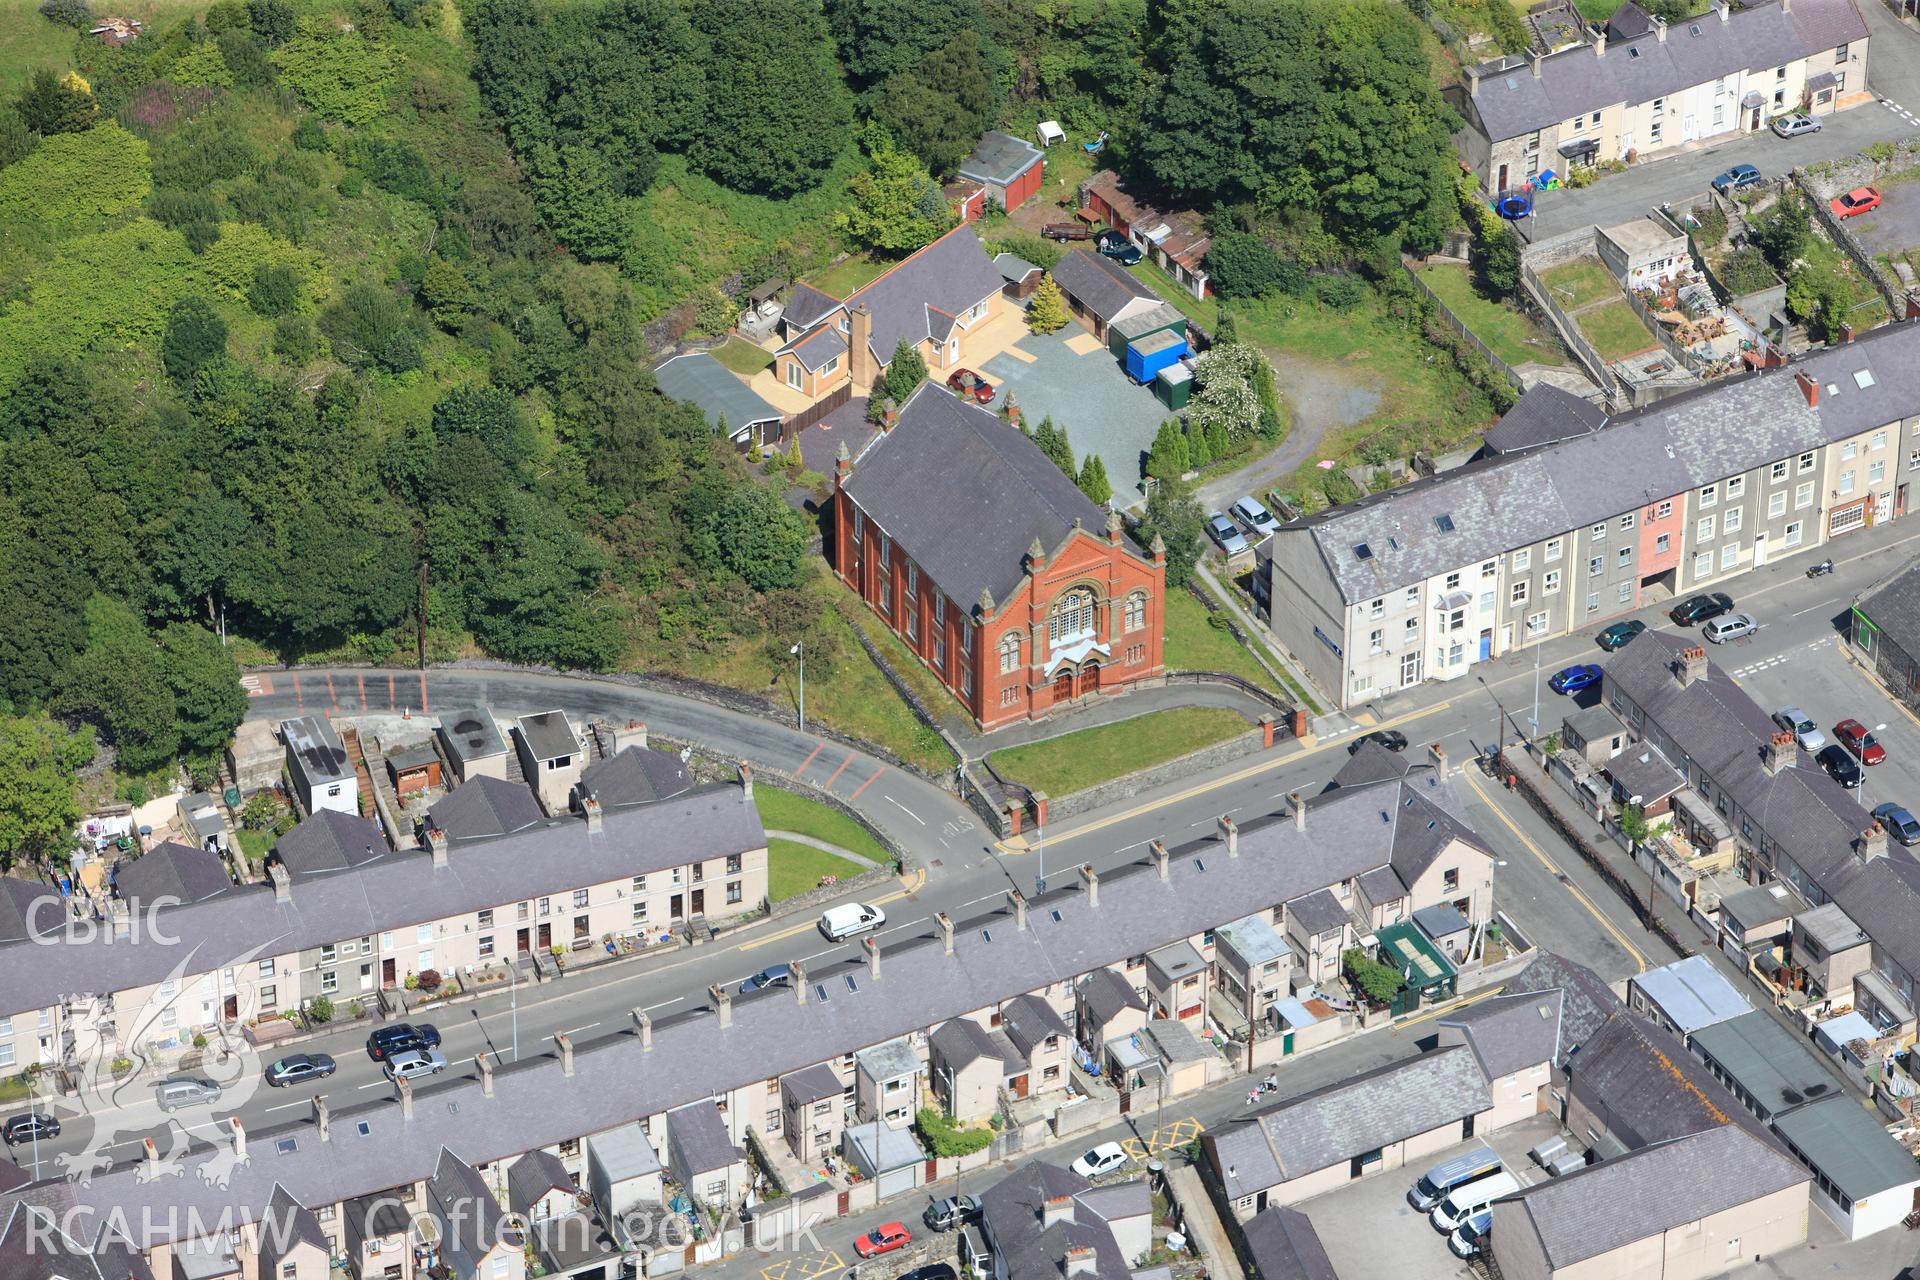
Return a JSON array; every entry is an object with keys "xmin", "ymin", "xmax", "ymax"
[
  {"xmin": 162, "ymin": 298, "xmax": 229, "ymax": 385},
  {"xmin": 838, "ymin": 128, "xmax": 949, "ymax": 254},
  {"xmin": 0, "ymin": 713, "xmax": 93, "ymax": 869},
  {"xmin": 689, "ymin": 0, "xmax": 852, "ymax": 198},
  {"xmin": 872, "ymin": 31, "xmax": 998, "ymax": 178}
]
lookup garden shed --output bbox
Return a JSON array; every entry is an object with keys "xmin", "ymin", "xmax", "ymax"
[
  {"xmin": 1124, "ymin": 328, "xmax": 1187, "ymax": 384},
  {"xmin": 1107, "ymin": 301, "xmax": 1186, "ymax": 361},
  {"xmin": 1154, "ymin": 361, "xmax": 1191, "ymax": 410}
]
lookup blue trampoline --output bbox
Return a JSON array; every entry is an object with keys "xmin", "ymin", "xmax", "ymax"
[{"xmin": 1494, "ymin": 192, "xmax": 1533, "ymax": 219}]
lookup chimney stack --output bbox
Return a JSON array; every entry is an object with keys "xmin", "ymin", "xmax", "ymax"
[
  {"xmin": 1079, "ymin": 862, "xmax": 1099, "ymax": 906},
  {"xmin": 1151, "ymin": 839, "xmax": 1169, "ymax": 880},
  {"xmin": 739, "ymin": 762, "xmax": 753, "ymax": 803},
  {"xmin": 1218, "ymin": 815, "xmax": 1238, "ymax": 857},
  {"xmin": 1290, "ymin": 792, "xmax": 1306, "ymax": 832},
  {"xmin": 313, "ymin": 1095, "xmax": 330, "ymax": 1142},
  {"xmin": 1654, "ymin": 15, "xmax": 1667, "ymax": 41},
  {"xmin": 1008, "ymin": 888, "xmax": 1028, "ymax": 931},
  {"xmin": 937, "ymin": 911, "xmax": 955, "ymax": 955},
  {"xmin": 426, "ymin": 825, "xmax": 449, "ymax": 869},
  {"xmin": 1065, "ymin": 1246, "xmax": 1099, "ymax": 1278},
  {"xmin": 477, "ymin": 1052, "xmax": 494, "ymax": 1097},
  {"xmin": 556, "ymin": 1031, "xmax": 575, "ymax": 1075},
  {"xmin": 269, "ymin": 861, "xmax": 292, "ymax": 905},
  {"xmin": 849, "ymin": 304, "xmax": 876, "ymax": 391},
  {"xmin": 1106, "ymin": 509, "xmax": 1123, "ymax": 546},
  {"xmin": 1795, "ymin": 369, "xmax": 1820, "ymax": 408},
  {"xmin": 1595, "ymin": 31, "xmax": 1607, "ymax": 57},
  {"xmin": 709, "ymin": 985, "xmax": 731, "ymax": 1030},
  {"xmin": 789, "ymin": 960, "xmax": 807, "ymax": 1004},
  {"xmin": 1466, "ymin": 64, "xmax": 1480, "ymax": 95},
  {"xmin": 229, "ymin": 1116, "xmax": 246, "ymax": 1164},
  {"xmin": 1675, "ymin": 645, "xmax": 1707, "ymax": 688},
  {"xmin": 396, "ymin": 1075, "xmax": 413, "ymax": 1121},
  {"xmin": 1856, "ymin": 823, "xmax": 1888, "ymax": 863},
  {"xmin": 836, "ymin": 439, "xmax": 852, "ymax": 479},
  {"xmin": 109, "ymin": 900, "xmax": 131, "ymax": 940},
  {"xmin": 1762, "ymin": 730, "xmax": 1795, "ymax": 776},
  {"xmin": 633, "ymin": 1007, "xmax": 653, "ymax": 1051},
  {"xmin": 1042, "ymin": 1195, "xmax": 1075, "ymax": 1228},
  {"xmin": 863, "ymin": 935, "xmax": 881, "ymax": 979},
  {"xmin": 1530, "ymin": 49, "xmax": 1543, "ymax": 78},
  {"xmin": 582, "ymin": 794, "xmax": 603, "ymax": 835},
  {"xmin": 143, "ymin": 1137, "xmax": 159, "ymax": 1173},
  {"xmin": 1839, "ymin": 322, "xmax": 1854, "ymax": 344}
]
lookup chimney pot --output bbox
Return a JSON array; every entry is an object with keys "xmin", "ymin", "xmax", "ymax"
[
  {"xmin": 1219, "ymin": 815, "xmax": 1238, "ymax": 856},
  {"xmin": 937, "ymin": 911, "xmax": 955, "ymax": 954},
  {"xmin": 1042, "ymin": 1195, "xmax": 1075, "ymax": 1228},
  {"xmin": 1654, "ymin": 15, "xmax": 1667, "ymax": 40},
  {"xmin": 1079, "ymin": 862, "xmax": 1099, "ymax": 906},
  {"xmin": 1428, "ymin": 742, "xmax": 1450, "ymax": 781},
  {"xmin": 1595, "ymin": 31, "xmax": 1607, "ymax": 56},
  {"xmin": 426, "ymin": 825, "xmax": 449, "ymax": 868},
  {"xmin": 582, "ymin": 794, "xmax": 603, "ymax": 835},
  {"xmin": 709, "ymin": 984, "xmax": 732, "ymax": 1030},
  {"xmin": 789, "ymin": 960, "xmax": 807, "ymax": 1004},
  {"xmin": 1676, "ymin": 645, "xmax": 1707, "ymax": 687},
  {"xmin": 556, "ymin": 1031, "xmax": 575, "ymax": 1076},
  {"xmin": 1008, "ymin": 888, "xmax": 1028, "ymax": 931},
  {"xmin": 144, "ymin": 1137, "xmax": 159, "ymax": 1169},
  {"xmin": 863, "ymin": 934, "xmax": 881, "ymax": 979},
  {"xmin": 1856, "ymin": 823, "xmax": 1888, "ymax": 862},
  {"xmin": 1290, "ymin": 792, "xmax": 1306, "ymax": 832},
  {"xmin": 313, "ymin": 1095, "xmax": 330, "ymax": 1142},
  {"xmin": 633, "ymin": 1007, "xmax": 653, "ymax": 1050},
  {"xmin": 1763, "ymin": 730, "xmax": 1795, "ymax": 776},
  {"xmin": 477, "ymin": 1052, "xmax": 494, "ymax": 1097},
  {"xmin": 1151, "ymin": 839, "xmax": 1170, "ymax": 880}
]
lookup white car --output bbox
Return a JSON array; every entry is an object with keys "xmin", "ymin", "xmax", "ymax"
[
  {"xmin": 1772, "ymin": 707, "xmax": 1825, "ymax": 752},
  {"xmin": 818, "ymin": 903, "xmax": 886, "ymax": 942},
  {"xmin": 383, "ymin": 1049, "xmax": 448, "ymax": 1083},
  {"xmin": 1229, "ymin": 497, "xmax": 1280, "ymax": 539},
  {"xmin": 1070, "ymin": 1142, "xmax": 1130, "ymax": 1178}
]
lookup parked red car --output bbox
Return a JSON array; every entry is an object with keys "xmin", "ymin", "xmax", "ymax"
[
  {"xmin": 854, "ymin": 1223, "xmax": 911, "ymax": 1258},
  {"xmin": 946, "ymin": 369, "xmax": 995, "ymax": 405},
  {"xmin": 1834, "ymin": 718, "xmax": 1887, "ymax": 765},
  {"xmin": 1831, "ymin": 187, "xmax": 1881, "ymax": 219}
]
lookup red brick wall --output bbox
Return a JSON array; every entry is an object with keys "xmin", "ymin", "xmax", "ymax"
[{"xmin": 836, "ymin": 474, "xmax": 1165, "ymax": 728}]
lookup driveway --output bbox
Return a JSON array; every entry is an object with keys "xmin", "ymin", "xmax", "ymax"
[
  {"xmin": 1195, "ymin": 352, "xmax": 1380, "ymax": 514},
  {"xmin": 1835, "ymin": 180, "xmax": 1920, "ymax": 261},
  {"xmin": 981, "ymin": 326, "xmax": 1172, "ymax": 507}
]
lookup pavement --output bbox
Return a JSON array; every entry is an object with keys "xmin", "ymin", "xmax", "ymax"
[{"xmin": 1522, "ymin": 0, "xmax": 1920, "ymax": 241}]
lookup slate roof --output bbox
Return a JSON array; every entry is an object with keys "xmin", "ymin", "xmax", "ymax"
[
  {"xmin": 1412, "ymin": 903, "xmax": 1470, "ymax": 940},
  {"xmin": 842, "ymin": 383, "xmax": 1123, "ymax": 609},
  {"xmin": 1687, "ymin": 1010, "xmax": 1841, "ymax": 1117},
  {"xmin": 1794, "ymin": 900, "xmax": 1866, "ymax": 954},
  {"xmin": 1467, "ymin": 0, "xmax": 1866, "ymax": 143},
  {"xmin": 1216, "ymin": 913, "xmax": 1290, "ymax": 970},
  {"xmin": 1079, "ymin": 967, "xmax": 1147, "ymax": 1025},
  {"xmin": 931, "ymin": 1016, "xmax": 1017, "ymax": 1072},
  {"xmin": 1630, "ymin": 955, "xmax": 1750, "ymax": 1035},
  {"xmin": 956, "ymin": 131, "xmax": 1044, "ymax": 186},
  {"xmin": 1855, "ymin": 557, "xmax": 1920, "ymax": 661},
  {"xmin": 506, "ymin": 1148, "xmax": 573, "ymax": 1216},
  {"xmin": 978, "ymin": 1161, "xmax": 1146, "ymax": 1280},
  {"xmin": 516, "ymin": 711, "xmax": 578, "ymax": 762},
  {"xmin": 114, "ymin": 841, "xmax": 231, "ymax": 908},
  {"xmin": 270, "ymin": 809, "xmax": 391, "ymax": 880},
  {"xmin": 1502, "ymin": 1124, "xmax": 1807, "ymax": 1269},
  {"xmin": 652, "ymin": 353, "xmax": 783, "ymax": 435},
  {"xmin": 1049, "ymin": 249, "xmax": 1158, "ymax": 325},
  {"xmin": 256, "ymin": 1185, "xmax": 327, "ymax": 1277},
  {"xmin": 1441, "ymin": 990, "xmax": 1562, "ymax": 1081},
  {"xmin": 1146, "ymin": 940, "xmax": 1207, "ymax": 986},
  {"xmin": 1285, "ymin": 888, "xmax": 1349, "ymax": 937},
  {"xmin": 1567, "ymin": 1010, "xmax": 1754, "ymax": 1149},
  {"xmin": 1239, "ymin": 1206, "xmax": 1338, "ymax": 1280},
  {"xmin": 1283, "ymin": 323, "xmax": 1920, "ymax": 602},
  {"xmin": 1325, "ymin": 740, "xmax": 1415, "ymax": 790},
  {"xmin": 777, "ymin": 321, "xmax": 849, "ymax": 373},
  {"xmin": 666, "ymin": 1102, "xmax": 740, "ymax": 1177},
  {"xmin": 1001, "ymin": 994, "xmax": 1071, "ymax": 1058},
  {"xmin": 426, "ymin": 775, "xmax": 546, "ymax": 843},
  {"xmin": 0, "ymin": 1199, "xmax": 153, "ymax": 1280},
  {"xmin": 578, "ymin": 746, "xmax": 695, "ymax": 809},
  {"xmin": 780, "ymin": 1062, "xmax": 844, "ymax": 1106},
  {"xmin": 1604, "ymin": 628, "xmax": 1920, "ymax": 983},
  {"xmin": 1605, "ymin": 744, "xmax": 1686, "ymax": 806},
  {"xmin": 0, "ymin": 878, "xmax": 58, "ymax": 946},
  {"xmin": 29, "ymin": 771, "xmax": 1497, "ymax": 1247},
  {"xmin": 1217, "ymin": 1047, "xmax": 1490, "ymax": 1195},
  {"xmin": 993, "ymin": 252, "xmax": 1041, "ymax": 284},
  {"xmin": 1502, "ymin": 951, "xmax": 1623, "ymax": 1065},
  {"xmin": 784, "ymin": 283, "xmax": 842, "ymax": 333},
  {"xmin": 0, "ymin": 784, "xmax": 764, "ymax": 1021},
  {"xmin": 1110, "ymin": 303, "xmax": 1187, "ymax": 342},
  {"xmin": 842, "ymin": 224, "xmax": 1004, "ymax": 367},
  {"xmin": 425, "ymin": 1148, "xmax": 508, "ymax": 1271},
  {"xmin": 1770, "ymin": 1095, "xmax": 1920, "ymax": 1201},
  {"xmin": 1144, "ymin": 1018, "xmax": 1211, "ymax": 1065}
]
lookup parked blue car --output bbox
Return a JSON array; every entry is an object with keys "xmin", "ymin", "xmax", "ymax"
[{"xmin": 1549, "ymin": 664, "xmax": 1603, "ymax": 695}]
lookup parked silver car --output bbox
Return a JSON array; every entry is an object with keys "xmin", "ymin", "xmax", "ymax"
[
  {"xmin": 1206, "ymin": 512, "xmax": 1250, "ymax": 556},
  {"xmin": 1703, "ymin": 612, "xmax": 1757, "ymax": 643},
  {"xmin": 1771, "ymin": 706, "xmax": 1825, "ymax": 751},
  {"xmin": 154, "ymin": 1076, "xmax": 222, "ymax": 1112},
  {"xmin": 1229, "ymin": 497, "xmax": 1280, "ymax": 539},
  {"xmin": 1770, "ymin": 113, "xmax": 1821, "ymax": 139},
  {"xmin": 383, "ymin": 1049, "xmax": 449, "ymax": 1083}
]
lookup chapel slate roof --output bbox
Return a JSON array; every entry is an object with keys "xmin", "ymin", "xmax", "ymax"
[
  {"xmin": 842, "ymin": 383, "xmax": 1124, "ymax": 609},
  {"xmin": 114, "ymin": 841, "xmax": 232, "ymax": 909},
  {"xmin": 1467, "ymin": 0, "xmax": 1866, "ymax": 143},
  {"xmin": 426, "ymin": 775, "xmax": 546, "ymax": 843},
  {"xmin": 1502, "ymin": 1124, "xmax": 1807, "ymax": 1269},
  {"xmin": 1239, "ymin": 1206, "xmax": 1338, "ymax": 1280},
  {"xmin": 1049, "ymin": 249, "xmax": 1158, "ymax": 325}
]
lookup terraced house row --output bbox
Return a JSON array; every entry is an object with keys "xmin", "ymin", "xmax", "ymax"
[
  {"xmin": 1264, "ymin": 319, "xmax": 1920, "ymax": 709},
  {"xmin": 0, "ymin": 765, "xmax": 1495, "ymax": 1280}
]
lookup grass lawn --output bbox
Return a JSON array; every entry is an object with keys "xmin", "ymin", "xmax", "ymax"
[
  {"xmin": 712, "ymin": 337, "xmax": 775, "ymax": 377},
  {"xmin": 1162, "ymin": 590, "xmax": 1284, "ymax": 696},
  {"xmin": 753, "ymin": 786, "xmax": 893, "ymax": 865},
  {"xmin": 767, "ymin": 838, "xmax": 869, "ymax": 902},
  {"xmin": 0, "ymin": 1073, "xmax": 33, "ymax": 1105},
  {"xmin": 837, "ymin": 591, "xmax": 974, "ymax": 727},
  {"xmin": 1539, "ymin": 258, "xmax": 1620, "ymax": 310},
  {"xmin": 1578, "ymin": 301, "xmax": 1657, "ymax": 361},
  {"xmin": 1133, "ymin": 255, "xmax": 1221, "ymax": 330},
  {"xmin": 235, "ymin": 827, "xmax": 274, "ymax": 864},
  {"xmin": 807, "ymin": 253, "xmax": 890, "ymax": 298},
  {"xmin": 988, "ymin": 706, "xmax": 1249, "ymax": 797},
  {"xmin": 1416, "ymin": 263, "xmax": 1566, "ymax": 367}
]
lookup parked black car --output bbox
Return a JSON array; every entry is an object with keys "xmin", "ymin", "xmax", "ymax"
[
  {"xmin": 1347, "ymin": 729, "xmax": 1409, "ymax": 754},
  {"xmin": 1669, "ymin": 592, "xmax": 1735, "ymax": 626},
  {"xmin": 1096, "ymin": 230, "xmax": 1143, "ymax": 266},
  {"xmin": 1817, "ymin": 744, "xmax": 1863, "ymax": 788},
  {"xmin": 1, "ymin": 1113, "xmax": 60, "ymax": 1145},
  {"xmin": 366, "ymin": 1023, "xmax": 441, "ymax": 1062}
]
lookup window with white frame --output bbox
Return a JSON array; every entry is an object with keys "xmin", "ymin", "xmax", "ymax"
[
  {"xmin": 1400, "ymin": 653, "xmax": 1420, "ymax": 686},
  {"xmin": 1587, "ymin": 555, "xmax": 1603, "ymax": 577},
  {"xmin": 1590, "ymin": 522, "xmax": 1606, "ymax": 540},
  {"xmin": 1656, "ymin": 500, "xmax": 1673, "ymax": 519},
  {"xmin": 1481, "ymin": 560, "xmax": 1497, "ymax": 578},
  {"xmin": 1843, "ymin": 442, "xmax": 1858, "ymax": 461},
  {"xmin": 1656, "ymin": 533, "xmax": 1670, "ymax": 553},
  {"xmin": 1545, "ymin": 538, "xmax": 1563, "ymax": 562},
  {"xmin": 1542, "ymin": 570, "xmax": 1560, "ymax": 595},
  {"xmin": 1369, "ymin": 598, "xmax": 1384, "ymax": 619},
  {"xmin": 1799, "ymin": 452, "xmax": 1817, "ymax": 472},
  {"xmin": 998, "ymin": 632, "xmax": 1022, "ymax": 673},
  {"xmin": 1694, "ymin": 552, "xmax": 1712, "ymax": 579},
  {"xmin": 1124, "ymin": 593, "xmax": 1146, "ymax": 632},
  {"xmin": 1697, "ymin": 515, "xmax": 1715, "ymax": 541},
  {"xmin": 1586, "ymin": 593, "xmax": 1599, "ymax": 613},
  {"xmin": 1617, "ymin": 546, "xmax": 1633, "ymax": 566},
  {"xmin": 1840, "ymin": 470, "xmax": 1856, "ymax": 495},
  {"xmin": 1617, "ymin": 581, "xmax": 1632, "ymax": 603},
  {"xmin": 1512, "ymin": 548, "xmax": 1532, "ymax": 572},
  {"xmin": 1771, "ymin": 460, "xmax": 1788, "ymax": 481},
  {"xmin": 1405, "ymin": 585, "xmax": 1420, "ymax": 606},
  {"xmin": 1872, "ymin": 430, "xmax": 1887, "ymax": 450},
  {"xmin": 1369, "ymin": 629, "xmax": 1384, "ymax": 654},
  {"xmin": 1720, "ymin": 544, "xmax": 1738, "ymax": 570},
  {"xmin": 1870, "ymin": 459, "xmax": 1886, "ymax": 484},
  {"xmin": 1785, "ymin": 521, "xmax": 1803, "ymax": 547},
  {"xmin": 1796, "ymin": 481, "xmax": 1814, "ymax": 508},
  {"xmin": 1511, "ymin": 581, "xmax": 1529, "ymax": 605},
  {"xmin": 1769, "ymin": 491, "xmax": 1787, "ymax": 518},
  {"xmin": 1699, "ymin": 483, "xmax": 1717, "ymax": 508},
  {"xmin": 1048, "ymin": 589, "xmax": 1096, "ymax": 644},
  {"xmin": 1723, "ymin": 507, "xmax": 1742, "ymax": 534},
  {"xmin": 1525, "ymin": 611, "xmax": 1548, "ymax": 637},
  {"xmin": 1404, "ymin": 617, "xmax": 1419, "ymax": 641},
  {"xmin": 1726, "ymin": 476, "xmax": 1745, "ymax": 499},
  {"xmin": 1619, "ymin": 513, "xmax": 1636, "ymax": 530}
]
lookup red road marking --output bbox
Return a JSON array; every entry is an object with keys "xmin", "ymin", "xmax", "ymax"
[
  {"xmin": 418, "ymin": 672, "xmax": 429, "ymax": 713},
  {"xmin": 848, "ymin": 767, "xmax": 886, "ymax": 800},
  {"xmin": 823, "ymin": 752, "xmax": 856, "ymax": 788},
  {"xmin": 356, "ymin": 672, "xmax": 366, "ymax": 710},
  {"xmin": 795, "ymin": 743, "xmax": 825, "ymax": 776},
  {"xmin": 325, "ymin": 672, "xmax": 338, "ymax": 712},
  {"xmin": 387, "ymin": 671, "xmax": 395, "ymax": 708},
  {"xmin": 293, "ymin": 674, "xmax": 303, "ymax": 711}
]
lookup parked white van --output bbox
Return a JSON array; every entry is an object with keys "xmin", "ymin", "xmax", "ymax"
[
  {"xmin": 818, "ymin": 902, "xmax": 886, "ymax": 941},
  {"xmin": 1430, "ymin": 1171, "xmax": 1521, "ymax": 1233},
  {"xmin": 1407, "ymin": 1146, "xmax": 1502, "ymax": 1211}
]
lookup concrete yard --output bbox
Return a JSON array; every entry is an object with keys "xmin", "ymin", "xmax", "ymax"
[{"xmin": 982, "ymin": 325, "xmax": 1174, "ymax": 507}]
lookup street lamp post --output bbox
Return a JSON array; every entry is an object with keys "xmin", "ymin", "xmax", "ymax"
[
  {"xmin": 1529, "ymin": 643, "xmax": 1541, "ymax": 740},
  {"xmin": 790, "ymin": 642, "xmax": 805, "ymax": 734},
  {"xmin": 509, "ymin": 960, "xmax": 519, "ymax": 1063},
  {"xmin": 1035, "ymin": 809, "xmax": 1046, "ymax": 898}
]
